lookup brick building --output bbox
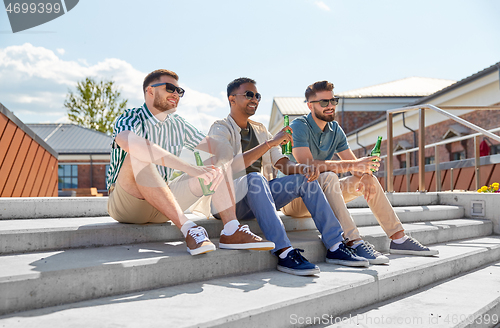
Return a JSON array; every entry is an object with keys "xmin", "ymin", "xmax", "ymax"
[
  {"xmin": 268, "ymin": 77, "xmax": 455, "ymax": 135},
  {"xmin": 27, "ymin": 123, "xmax": 112, "ymax": 195},
  {"xmin": 267, "ymin": 62, "xmax": 500, "ymax": 192},
  {"xmin": 347, "ymin": 62, "xmax": 500, "ymax": 166}
]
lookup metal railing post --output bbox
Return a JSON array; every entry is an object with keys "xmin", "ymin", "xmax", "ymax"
[
  {"xmin": 450, "ymin": 168, "xmax": 454, "ymax": 191},
  {"xmin": 387, "ymin": 112, "xmax": 394, "ymax": 192},
  {"xmin": 406, "ymin": 152, "xmax": 411, "ymax": 191},
  {"xmin": 474, "ymin": 135, "xmax": 480, "ymax": 190},
  {"xmin": 418, "ymin": 108, "xmax": 426, "ymax": 191},
  {"xmin": 435, "ymin": 145, "xmax": 441, "ymax": 191}
]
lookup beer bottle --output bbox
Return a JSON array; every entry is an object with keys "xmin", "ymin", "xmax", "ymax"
[
  {"xmin": 194, "ymin": 151, "xmax": 215, "ymax": 196},
  {"xmin": 370, "ymin": 136, "xmax": 382, "ymax": 172},
  {"xmin": 281, "ymin": 115, "xmax": 292, "ymax": 155}
]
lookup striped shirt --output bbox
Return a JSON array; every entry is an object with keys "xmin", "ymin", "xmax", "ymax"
[{"xmin": 106, "ymin": 103, "xmax": 206, "ymax": 188}]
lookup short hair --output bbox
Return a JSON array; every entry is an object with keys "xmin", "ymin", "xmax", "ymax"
[
  {"xmin": 143, "ymin": 69, "xmax": 179, "ymax": 94},
  {"xmin": 227, "ymin": 77, "xmax": 256, "ymax": 98},
  {"xmin": 305, "ymin": 81, "xmax": 334, "ymax": 101}
]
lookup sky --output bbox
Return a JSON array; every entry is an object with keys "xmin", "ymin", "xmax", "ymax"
[{"xmin": 1, "ymin": 0, "xmax": 499, "ymax": 133}]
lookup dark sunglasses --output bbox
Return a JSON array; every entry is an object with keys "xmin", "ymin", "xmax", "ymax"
[
  {"xmin": 309, "ymin": 97, "xmax": 339, "ymax": 107},
  {"xmin": 150, "ymin": 82, "xmax": 185, "ymax": 97},
  {"xmin": 232, "ymin": 90, "xmax": 261, "ymax": 102}
]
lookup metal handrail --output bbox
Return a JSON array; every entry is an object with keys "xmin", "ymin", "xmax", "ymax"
[{"xmin": 386, "ymin": 104, "xmax": 500, "ymax": 192}]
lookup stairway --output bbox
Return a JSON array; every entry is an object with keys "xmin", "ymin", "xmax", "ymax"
[{"xmin": 0, "ymin": 193, "xmax": 498, "ymax": 328}]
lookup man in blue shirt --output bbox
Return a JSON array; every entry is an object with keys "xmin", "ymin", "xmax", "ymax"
[{"xmin": 282, "ymin": 80, "xmax": 439, "ymax": 263}]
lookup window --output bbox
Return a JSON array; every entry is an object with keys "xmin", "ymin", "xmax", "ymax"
[
  {"xmin": 400, "ymin": 161, "xmax": 407, "ymax": 169},
  {"xmin": 58, "ymin": 164, "xmax": 78, "ymax": 189},
  {"xmin": 425, "ymin": 156, "xmax": 435, "ymax": 165},
  {"xmin": 451, "ymin": 151, "xmax": 465, "ymax": 161},
  {"xmin": 491, "ymin": 145, "xmax": 500, "ymax": 155}
]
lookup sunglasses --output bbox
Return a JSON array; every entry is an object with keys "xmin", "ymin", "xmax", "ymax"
[
  {"xmin": 309, "ymin": 97, "xmax": 339, "ymax": 107},
  {"xmin": 150, "ymin": 82, "xmax": 185, "ymax": 97},
  {"xmin": 232, "ymin": 91, "xmax": 261, "ymax": 102}
]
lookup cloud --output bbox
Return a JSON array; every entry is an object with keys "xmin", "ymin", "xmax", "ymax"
[
  {"xmin": 0, "ymin": 43, "xmax": 228, "ymax": 131},
  {"xmin": 315, "ymin": 1, "xmax": 330, "ymax": 11}
]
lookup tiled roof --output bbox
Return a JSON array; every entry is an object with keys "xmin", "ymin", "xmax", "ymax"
[
  {"xmin": 337, "ymin": 77, "xmax": 456, "ymax": 98},
  {"xmin": 27, "ymin": 123, "xmax": 112, "ymax": 154}
]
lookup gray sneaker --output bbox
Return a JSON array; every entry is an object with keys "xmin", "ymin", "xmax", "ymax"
[
  {"xmin": 389, "ymin": 236, "xmax": 439, "ymax": 256},
  {"xmin": 352, "ymin": 241, "xmax": 389, "ymax": 265}
]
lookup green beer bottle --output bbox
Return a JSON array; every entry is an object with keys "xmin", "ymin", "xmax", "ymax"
[
  {"xmin": 281, "ymin": 115, "xmax": 292, "ymax": 155},
  {"xmin": 370, "ymin": 136, "xmax": 382, "ymax": 172},
  {"xmin": 194, "ymin": 151, "xmax": 215, "ymax": 196}
]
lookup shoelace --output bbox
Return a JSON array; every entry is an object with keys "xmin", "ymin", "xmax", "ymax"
[
  {"xmin": 238, "ymin": 225, "xmax": 260, "ymax": 239},
  {"xmin": 188, "ymin": 226, "xmax": 209, "ymax": 244},
  {"xmin": 342, "ymin": 242, "xmax": 357, "ymax": 256},
  {"xmin": 364, "ymin": 241, "xmax": 382, "ymax": 255},
  {"xmin": 407, "ymin": 237, "xmax": 426, "ymax": 248},
  {"xmin": 358, "ymin": 242, "xmax": 376, "ymax": 256},
  {"xmin": 289, "ymin": 248, "xmax": 308, "ymax": 265}
]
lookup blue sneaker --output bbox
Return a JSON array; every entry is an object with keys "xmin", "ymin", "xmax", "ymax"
[
  {"xmin": 351, "ymin": 241, "xmax": 389, "ymax": 265},
  {"xmin": 277, "ymin": 248, "xmax": 320, "ymax": 276},
  {"xmin": 326, "ymin": 242, "xmax": 369, "ymax": 267}
]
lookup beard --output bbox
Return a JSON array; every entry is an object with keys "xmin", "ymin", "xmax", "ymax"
[
  {"xmin": 153, "ymin": 93, "xmax": 177, "ymax": 115},
  {"xmin": 314, "ymin": 107, "xmax": 335, "ymax": 122}
]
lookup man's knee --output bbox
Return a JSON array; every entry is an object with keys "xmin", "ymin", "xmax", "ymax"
[
  {"xmin": 319, "ymin": 172, "xmax": 341, "ymax": 194},
  {"xmin": 246, "ymin": 172, "xmax": 269, "ymax": 195}
]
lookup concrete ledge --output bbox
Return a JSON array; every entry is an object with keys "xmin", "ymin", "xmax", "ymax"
[
  {"xmin": 0, "ymin": 206, "xmax": 466, "ymax": 254},
  {"xmin": 0, "ymin": 193, "xmax": 442, "ymax": 220},
  {"xmin": 438, "ymin": 192, "xmax": 500, "ymax": 235},
  {"xmin": 1, "ymin": 237, "xmax": 499, "ymax": 327},
  {"xmin": 0, "ymin": 198, "xmax": 108, "ymax": 220},
  {"xmin": 320, "ymin": 262, "xmax": 500, "ymax": 328}
]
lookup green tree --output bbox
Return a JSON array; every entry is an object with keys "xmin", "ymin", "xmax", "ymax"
[{"xmin": 64, "ymin": 77, "xmax": 128, "ymax": 134}]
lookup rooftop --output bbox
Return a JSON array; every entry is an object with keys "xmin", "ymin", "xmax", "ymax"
[
  {"xmin": 27, "ymin": 123, "xmax": 112, "ymax": 154},
  {"xmin": 273, "ymin": 77, "xmax": 457, "ymax": 116},
  {"xmin": 337, "ymin": 77, "xmax": 456, "ymax": 98}
]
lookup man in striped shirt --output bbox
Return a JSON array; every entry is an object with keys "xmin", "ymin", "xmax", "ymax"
[{"xmin": 106, "ymin": 69, "xmax": 274, "ymax": 256}]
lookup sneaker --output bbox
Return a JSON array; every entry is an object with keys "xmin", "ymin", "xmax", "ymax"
[
  {"xmin": 185, "ymin": 226, "xmax": 216, "ymax": 256},
  {"xmin": 326, "ymin": 242, "xmax": 369, "ymax": 267},
  {"xmin": 277, "ymin": 248, "xmax": 320, "ymax": 276},
  {"xmin": 351, "ymin": 241, "xmax": 389, "ymax": 265},
  {"xmin": 389, "ymin": 236, "xmax": 439, "ymax": 256},
  {"xmin": 219, "ymin": 225, "xmax": 275, "ymax": 250}
]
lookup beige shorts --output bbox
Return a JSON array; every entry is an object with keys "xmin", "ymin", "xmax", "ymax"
[{"xmin": 107, "ymin": 173, "xmax": 200, "ymax": 224}]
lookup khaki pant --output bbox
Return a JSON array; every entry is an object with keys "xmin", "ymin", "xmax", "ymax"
[
  {"xmin": 107, "ymin": 173, "xmax": 200, "ymax": 224},
  {"xmin": 281, "ymin": 172, "xmax": 404, "ymax": 241}
]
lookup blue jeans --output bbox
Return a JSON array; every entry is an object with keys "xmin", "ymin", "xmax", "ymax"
[{"xmin": 228, "ymin": 172, "xmax": 344, "ymax": 253}]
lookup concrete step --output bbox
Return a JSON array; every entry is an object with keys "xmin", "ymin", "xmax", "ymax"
[
  {"xmin": 0, "ymin": 219, "xmax": 493, "ymax": 316},
  {"xmin": 0, "ymin": 193, "xmax": 442, "ymax": 220},
  {"xmin": 280, "ymin": 204, "xmax": 465, "ymax": 228},
  {"xmin": 0, "ymin": 236, "xmax": 499, "ymax": 327},
  {"xmin": 0, "ymin": 205, "xmax": 465, "ymax": 254},
  {"xmin": 318, "ymin": 261, "xmax": 500, "ymax": 328}
]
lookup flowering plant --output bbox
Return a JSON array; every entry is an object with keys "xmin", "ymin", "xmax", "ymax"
[{"xmin": 478, "ymin": 182, "xmax": 499, "ymax": 193}]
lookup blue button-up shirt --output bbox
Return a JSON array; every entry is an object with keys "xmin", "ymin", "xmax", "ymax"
[{"xmin": 289, "ymin": 113, "xmax": 349, "ymax": 162}]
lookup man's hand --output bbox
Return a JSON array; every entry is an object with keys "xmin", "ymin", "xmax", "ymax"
[
  {"xmin": 356, "ymin": 174, "xmax": 377, "ymax": 202},
  {"xmin": 269, "ymin": 126, "xmax": 293, "ymax": 148},
  {"xmin": 184, "ymin": 165, "xmax": 224, "ymax": 191},
  {"xmin": 298, "ymin": 164, "xmax": 320, "ymax": 182},
  {"xmin": 352, "ymin": 156, "xmax": 381, "ymax": 174}
]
